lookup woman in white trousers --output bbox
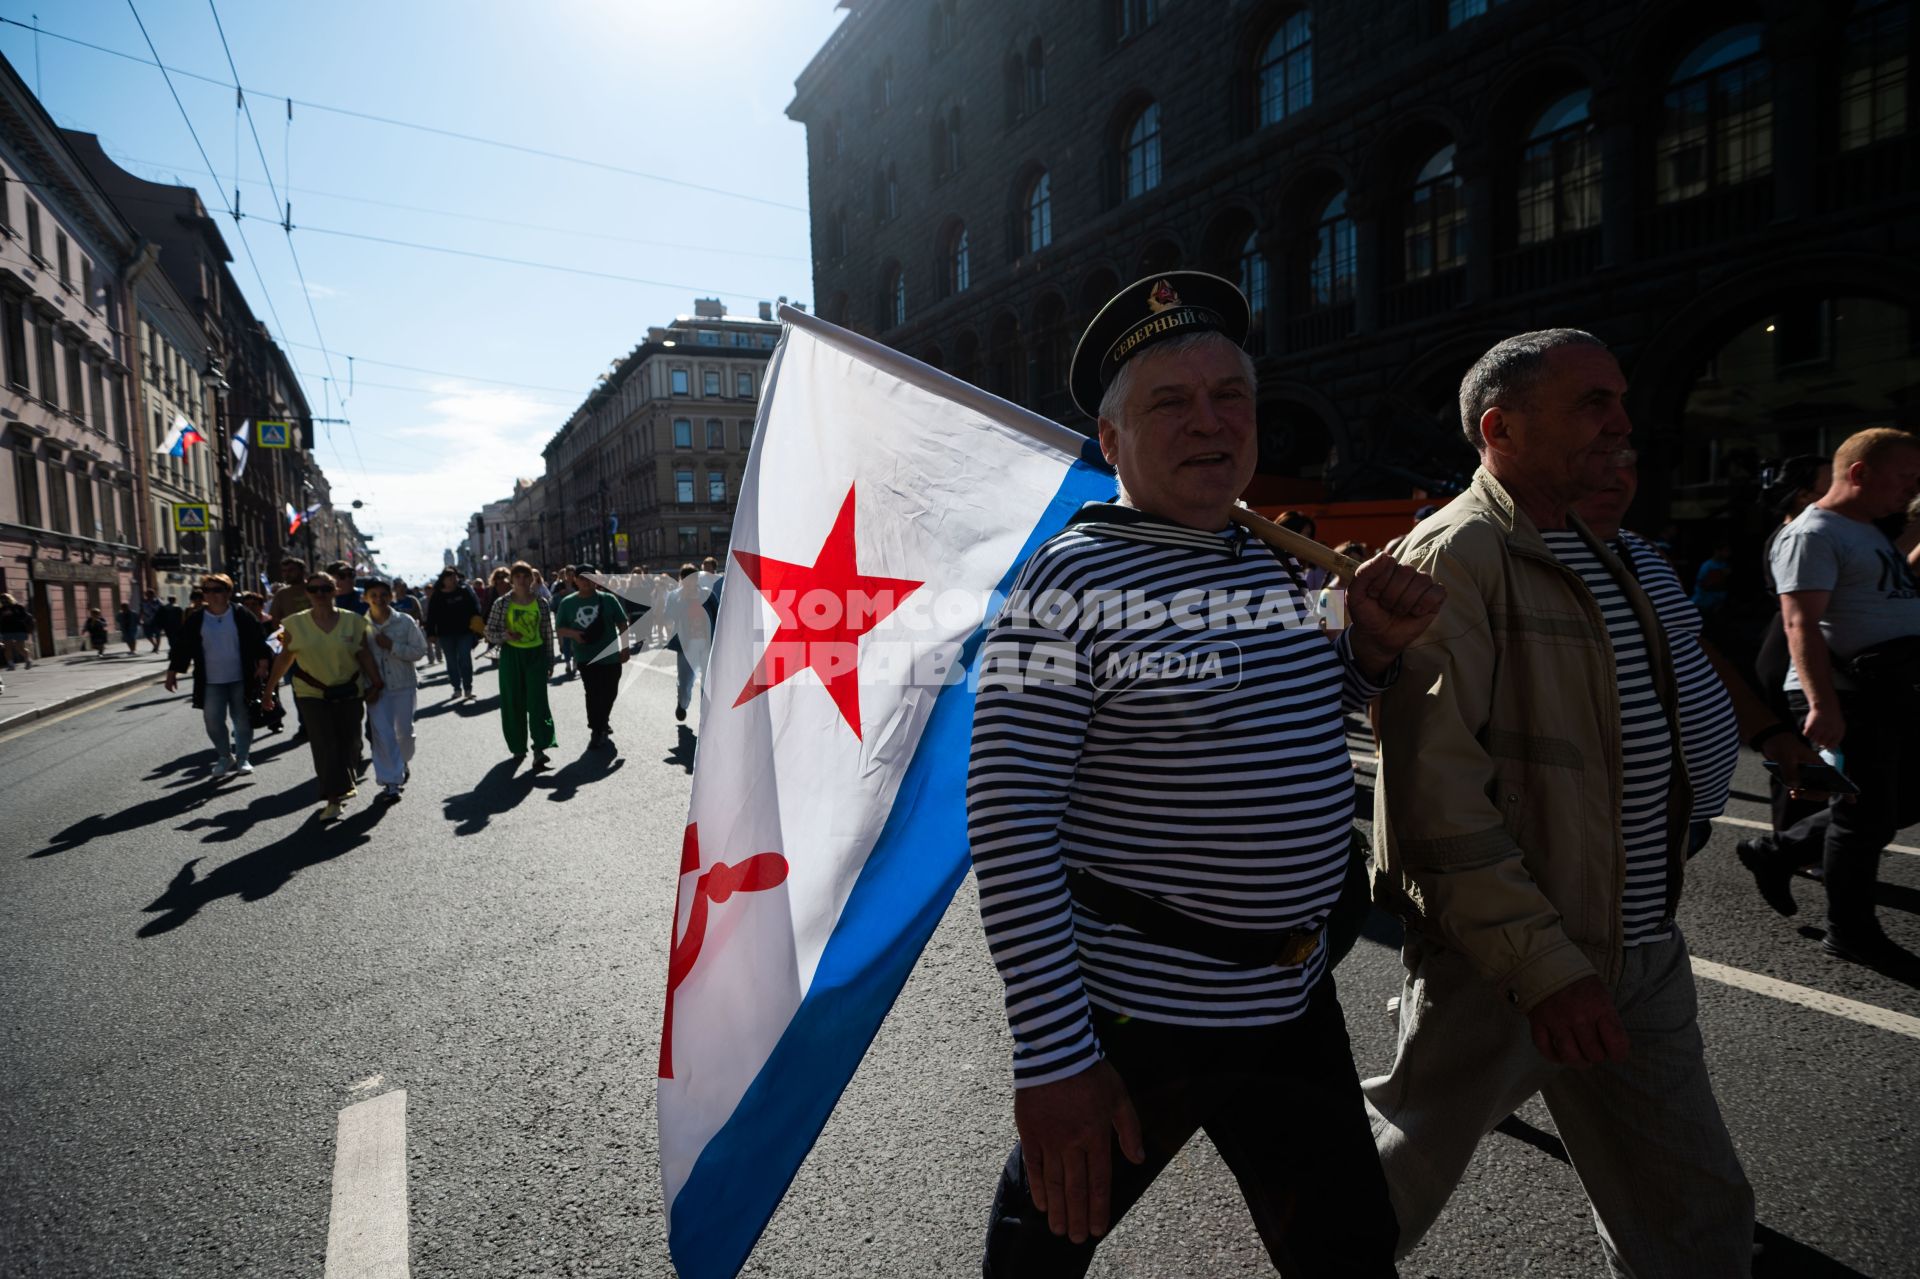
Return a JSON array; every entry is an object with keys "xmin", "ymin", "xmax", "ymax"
[{"xmin": 364, "ymin": 581, "xmax": 427, "ymax": 802}]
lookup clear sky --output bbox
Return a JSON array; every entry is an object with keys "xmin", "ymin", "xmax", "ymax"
[{"xmin": 4, "ymin": 0, "xmax": 845, "ymax": 580}]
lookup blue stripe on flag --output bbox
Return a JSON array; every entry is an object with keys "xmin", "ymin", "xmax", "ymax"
[{"xmin": 667, "ymin": 457, "xmax": 1116, "ymax": 1279}]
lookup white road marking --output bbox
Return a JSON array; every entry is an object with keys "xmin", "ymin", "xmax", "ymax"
[
  {"xmin": 1711, "ymin": 814, "xmax": 1918, "ymax": 856},
  {"xmin": 1692, "ymin": 958, "xmax": 1920, "ymax": 1041},
  {"xmin": 325, "ymin": 1089, "xmax": 410, "ymax": 1279},
  {"xmin": 349, "ymin": 1073, "xmax": 385, "ymax": 1094}
]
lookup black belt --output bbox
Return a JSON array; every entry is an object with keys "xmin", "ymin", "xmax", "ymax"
[{"xmin": 1065, "ymin": 867, "xmax": 1322, "ymax": 969}]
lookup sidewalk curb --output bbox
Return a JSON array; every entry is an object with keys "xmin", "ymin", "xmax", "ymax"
[{"xmin": 0, "ymin": 668, "xmax": 170, "ymax": 735}]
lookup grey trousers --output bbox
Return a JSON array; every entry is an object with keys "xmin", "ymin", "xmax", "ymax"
[{"xmin": 1364, "ymin": 929, "xmax": 1753, "ymax": 1278}]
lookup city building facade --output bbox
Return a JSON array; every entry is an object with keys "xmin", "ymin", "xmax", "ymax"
[
  {"xmin": 68, "ymin": 128, "xmax": 325, "ymax": 595},
  {"xmin": 131, "ymin": 258, "xmax": 222, "ymax": 599},
  {"xmin": 788, "ymin": 0, "xmax": 1918, "ymax": 565},
  {"xmin": 0, "ymin": 60, "xmax": 143, "ymax": 653},
  {"xmin": 541, "ymin": 298, "xmax": 779, "ymax": 571}
]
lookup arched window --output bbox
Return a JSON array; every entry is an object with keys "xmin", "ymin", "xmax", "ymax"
[
  {"xmin": 929, "ymin": 0, "xmax": 954, "ymax": 57},
  {"xmin": 1114, "ymin": 0, "xmax": 1158, "ymax": 43},
  {"xmin": 870, "ymin": 59, "xmax": 894, "ymax": 114},
  {"xmin": 1239, "ymin": 230, "xmax": 1269, "ymax": 352},
  {"xmin": 1123, "ymin": 101, "xmax": 1163, "ymax": 199},
  {"xmin": 953, "ymin": 329, "xmax": 982, "ymax": 387},
  {"xmin": 1841, "ymin": 0, "xmax": 1910, "ymax": 151},
  {"xmin": 881, "ymin": 263, "xmax": 907, "ymax": 329},
  {"xmin": 932, "ymin": 117, "xmax": 952, "ymax": 179},
  {"xmin": 1257, "ymin": 11, "xmax": 1313, "ymax": 127},
  {"xmin": 942, "ymin": 224, "xmax": 971, "ymax": 297},
  {"xmin": 933, "ymin": 105, "xmax": 964, "ymax": 178},
  {"xmin": 989, "ymin": 312, "xmax": 1026, "ymax": 403},
  {"xmin": 877, "ymin": 162, "xmax": 898, "ymax": 222},
  {"xmin": 1032, "ymin": 292, "xmax": 1069, "ymax": 400},
  {"xmin": 832, "ymin": 207, "xmax": 849, "ymax": 260},
  {"xmin": 1026, "ymin": 170, "xmax": 1053, "ymax": 253},
  {"xmin": 1655, "ymin": 25, "xmax": 1773, "ymax": 204},
  {"xmin": 824, "ymin": 113, "xmax": 843, "ymax": 167},
  {"xmin": 1404, "ymin": 144, "xmax": 1466, "ymax": 279},
  {"xmin": 1517, "ymin": 89, "xmax": 1600, "ymax": 244},
  {"xmin": 1310, "ymin": 190, "xmax": 1356, "ymax": 308},
  {"xmin": 1007, "ymin": 39, "xmax": 1048, "ymax": 123}
]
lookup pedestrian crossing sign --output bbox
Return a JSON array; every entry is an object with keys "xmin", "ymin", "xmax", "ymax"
[
  {"xmin": 257, "ymin": 420, "xmax": 291, "ymax": 449},
  {"xmin": 173, "ymin": 503, "xmax": 208, "ymax": 532}
]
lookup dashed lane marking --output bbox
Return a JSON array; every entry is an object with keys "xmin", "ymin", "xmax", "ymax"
[
  {"xmin": 325, "ymin": 1089, "xmax": 410, "ymax": 1279},
  {"xmin": 1711, "ymin": 814, "xmax": 1919, "ymax": 856},
  {"xmin": 1692, "ymin": 958, "xmax": 1920, "ymax": 1041}
]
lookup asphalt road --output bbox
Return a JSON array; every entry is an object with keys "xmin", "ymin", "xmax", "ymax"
[{"xmin": 2, "ymin": 645, "xmax": 1916, "ymax": 1278}]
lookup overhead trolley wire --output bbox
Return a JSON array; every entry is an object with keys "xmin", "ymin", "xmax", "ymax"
[
  {"xmin": 1, "ymin": 15, "xmax": 808, "ymax": 213},
  {"xmin": 105, "ymin": 150, "xmax": 809, "ymax": 262}
]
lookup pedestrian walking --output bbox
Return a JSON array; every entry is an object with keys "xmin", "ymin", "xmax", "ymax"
[
  {"xmin": 329, "ymin": 561, "xmax": 367, "ymax": 615},
  {"xmin": 164, "ymin": 574, "xmax": 272, "ymax": 781},
  {"xmin": 140, "ymin": 589, "xmax": 162, "ymax": 651},
  {"xmin": 483, "ymin": 561, "xmax": 555, "ymax": 770},
  {"xmin": 116, "ymin": 600, "xmax": 139, "ymax": 654},
  {"xmin": 83, "ymin": 609, "xmax": 109, "ymax": 656},
  {"xmin": 1574, "ymin": 454, "xmax": 1824, "ymax": 857},
  {"xmin": 151, "ymin": 596, "xmax": 185, "ymax": 653},
  {"xmin": 0, "ymin": 592, "xmax": 32, "ymax": 669},
  {"xmin": 267, "ymin": 557, "xmax": 312, "ymax": 627},
  {"xmin": 1365, "ymin": 329, "xmax": 1754, "ymax": 1274},
  {"xmin": 363, "ymin": 580, "xmax": 426, "ymax": 804},
  {"xmin": 553, "ymin": 565, "xmax": 578, "ymax": 677},
  {"xmin": 425, "ymin": 568, "xmax": 484, "ymax": 701},
  {"xmin": 968, "ymin": 272, "xmax": 1441, "ymax": 1276},
  {"xmin": 555, "ymin": 564, "xmax": 629, "ymax": 751},
  {"xmin": 663, "ymin": 564, "xmax": 711, "ymax": 723},
  {"xmin": 391, "ymin": 579, "xmax": 422, "ymax": 623},
  {"xmin": 268, "ymin": 570, "xmax": 384, "ymax": 821},
  {"xmin": 1740, "ymin": 427, "xmax": 1920, "ymax": 970}
]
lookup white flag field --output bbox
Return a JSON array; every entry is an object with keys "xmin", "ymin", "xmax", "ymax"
[{"xmin": 658, "ymin": 305, "xmax": 1115, "ymax": 1279}]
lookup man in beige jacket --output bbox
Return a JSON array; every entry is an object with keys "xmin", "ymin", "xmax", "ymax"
[{"xmin": 1365, "ymin": 329, "xmax": 1753, "ymax": 1277}]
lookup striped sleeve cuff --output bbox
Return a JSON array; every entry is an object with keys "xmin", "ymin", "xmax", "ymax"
[{"xmin": 1336, "ymin": 628, "xmax": 1399, "ymax": 711}]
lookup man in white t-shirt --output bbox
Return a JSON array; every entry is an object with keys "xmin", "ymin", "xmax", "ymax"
[{"xmin": 1750, "ymin": 428, "xmax": 1920, "ymax": 970}]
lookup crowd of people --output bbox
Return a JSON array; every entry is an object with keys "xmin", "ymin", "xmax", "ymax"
[
  {"xmin": 155, "ymin": 554, "xmax": 726, "ymax": 822},
  {"xmin": 964, "ymin": 269, "xmax": 1920, "ymax": 1277}
]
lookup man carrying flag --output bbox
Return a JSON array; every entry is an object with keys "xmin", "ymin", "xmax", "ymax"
[{"xmin": 967, "ymin": 273, "xmax": 1443, "ymax": 1275}]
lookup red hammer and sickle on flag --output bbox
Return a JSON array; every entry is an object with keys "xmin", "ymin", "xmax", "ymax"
[{"xmin": 660, "ymin": 823, "xmax": 791, "ymax": 1079}]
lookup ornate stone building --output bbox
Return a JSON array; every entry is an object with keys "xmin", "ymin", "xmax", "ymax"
[
  {"xmin": 542, "ymin": 299, "xmax": 780, "ymax": 571},
  {"xmin": 0, "ymin": 59, "xmax": 142, "ymax": 653},
  {"xmin": 788, "ymin": 0, "xmax": 1917, "ymax": 563}
]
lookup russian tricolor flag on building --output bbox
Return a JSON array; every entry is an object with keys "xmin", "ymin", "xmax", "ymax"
[
  {"xmin": 659, "ymin": 307, "xmax": 1113, "ymax": 1279},
  {"xmin": 155, "ymin": 413, "xmax": 205, "ymax": 458}
]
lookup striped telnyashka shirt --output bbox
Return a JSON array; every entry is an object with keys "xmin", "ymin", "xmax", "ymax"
[
  {"xmin": 1616, "ymin": 531, "xmax": 1739, "ymax": 822},
  {"xmin": 1540, "ymin": 530, "xmax": 1674, "ymax": 947},
  {"xmin": 966, "ymin": 505, "xmax": 1392, "ymax": 1088}
]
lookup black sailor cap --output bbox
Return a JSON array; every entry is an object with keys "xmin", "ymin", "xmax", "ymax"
[{"xmin": 1068, "ymin": 270, "xmax": 1251, "ymax": 420}]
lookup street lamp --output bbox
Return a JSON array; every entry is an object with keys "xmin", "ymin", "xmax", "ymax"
[{"xmin": 207, "ymin": 354, "xmax": 241, "ymax": 576}]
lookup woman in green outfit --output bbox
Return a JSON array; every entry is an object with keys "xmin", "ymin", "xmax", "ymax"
[{"xmin": 483, "ymin": 561, "xmax": 555, "ymax": 771}]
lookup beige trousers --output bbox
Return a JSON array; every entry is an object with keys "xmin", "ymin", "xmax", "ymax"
[{"xmin": 1364, "ymin": 929, "xmax": 1754, "ymax": 1278}]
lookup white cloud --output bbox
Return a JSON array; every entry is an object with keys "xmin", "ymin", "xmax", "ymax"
[
  {"xmin": 299, "ymin": 280, "xmax": 343, "ymax": 300},
  {"xmin": 319, "ymin": 380, "xmax": 564, "ymax": 579}
]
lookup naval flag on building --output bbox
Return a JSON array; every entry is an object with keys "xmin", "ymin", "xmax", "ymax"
[{"xmin": 658, "ymin": 306, "xmax": 1113, "ymax": 1279}]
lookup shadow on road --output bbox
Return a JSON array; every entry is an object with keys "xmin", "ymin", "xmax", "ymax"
[
  {"xmin": 137, "ymin": 803, "xmax": 391, "ymax": 938},
  {"xmin": 441, "ymin": 756, "xmax": 536, "ymax": 835},
  {"xmin": 32, "ymin": 786, "xmax": 219, "ymax": 858},
  {"xmin": 665, "ymin": 725, "xmax": 696, "ymax": 775},
  {"xmin": 539, "ymin": 752, "xmax": 624, "ymax": 802},
  {"xmin": 176, "ymin": 781, "xmax": 321, "ymax": 842},
  {"xmin": 1491, "ymin": 1115, "xmax": 1869, "ymax": 1276}
]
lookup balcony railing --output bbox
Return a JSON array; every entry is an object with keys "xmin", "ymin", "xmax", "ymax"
[
  {"xmin": 1282, "ymin": 302, "xmax": 1354, "ymax": 353},
  {"xmin": 1381, "ymin": 269, "xmax": 1465, "ymax": 327},
  {"xmin": 1637, "ymin": 179, "xmax": 1773, "ymax": 260},
  {"xmin": 1823, "ymin": 135, "xmax": 1917, "ymax": 213},
  {"xmin": 1494, "ymin": 228, "xmax": 1602, "ymax": 297}
]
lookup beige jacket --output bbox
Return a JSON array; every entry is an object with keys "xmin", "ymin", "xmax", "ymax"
[{"xmin": 1372, "ymin": 468, "xmax": 1691, "ymax": 1010}]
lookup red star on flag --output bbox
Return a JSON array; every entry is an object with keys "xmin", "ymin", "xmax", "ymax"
[{"xmin": 730, "ymin": 484, "xmax": 923, "ymax": 738}]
